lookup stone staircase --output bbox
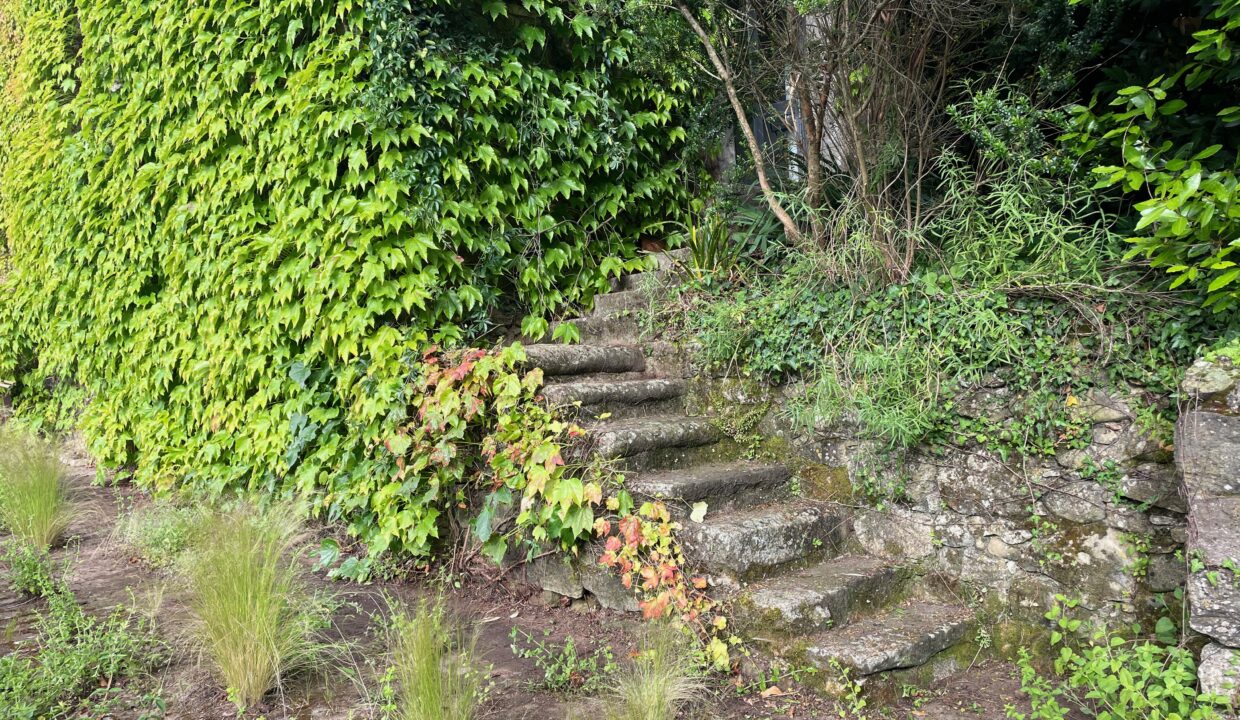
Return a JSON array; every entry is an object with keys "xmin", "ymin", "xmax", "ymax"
[{"xmin": 522, "ymin": 250, "xmax": 977, "ymax": 691}]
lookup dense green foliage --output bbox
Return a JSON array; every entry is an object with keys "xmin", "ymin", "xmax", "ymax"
[
  {"xmin": 656, "ymin": 83, "xmax": 1230, "ymax": 456},
  {"xmin": 0, "ymin": 0, "xmax": 684, "ymax": 517},
  {"xmin": 1068, "ymin": 0, "xmax": 1240, "ymax": 311},
  {"xmin": 667, "ymin": 258, "xmax": 1215, "ymax": 455},
  {"xmin": 343, "ymin": 344, "xmax": 605, "ymax": 565},
  {"xmin": 0, "ymin": 551, "xmax": 166, "ymax": 719}
]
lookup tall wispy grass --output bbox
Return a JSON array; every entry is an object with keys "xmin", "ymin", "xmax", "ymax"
[
  {"xmin": 185, "ymin": 504, "xmax": 323, "ymax": 709},
  {"xmin": 0, "ymin": 428, "xmax": 72, "ymax": 550},
  {"xmin": 606, "ymin": 624, "xmax": 704, "ymax": 720},
  {"xmin": 387, "ymin": 597, "xmax": 485, "ymax": 720}
]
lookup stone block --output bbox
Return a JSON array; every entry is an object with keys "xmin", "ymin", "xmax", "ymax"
[
  {"xmin": 1189, "ymin": 568, "xmax": 1240, "ymax": 647},
  {"xmin": 1200, "ymin": 643, "xmax": 1240, "ymax": 703}
]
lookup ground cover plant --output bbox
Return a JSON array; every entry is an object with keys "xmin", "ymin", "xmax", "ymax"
[
  {"xmin": 0, "ymin": 546, "xmax": 166, "ymax": 719},
  {"xmin": 0, "ymin": 428, "xmax": 71, "ymax": 550},
  {"xmin": 184, "ymin": 503, "xmax": 332, "ymax": 709}
]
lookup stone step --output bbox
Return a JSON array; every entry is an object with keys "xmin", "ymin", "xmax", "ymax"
[
  {"xmin": 681, "ymin": 501, "xmax": 851, "ymax": 582},
  {"xmin": 628, "ymin": 462, "xmax": 791, "ymax": 512},
  {"xmin": 587, "ymin": 415, "xmax": 719, "ymax": 461},
  {"xmin": 654, "ymin": 247, "xmax": 691, "ymax": 271},
  {"xmin": 740, "ymin": 555, "xmax": 903, "ymax": 633},
  {"xmin": 547, "ymin": 314, "xmax": 642, "ymax": 346},
  {"xmin": 590, "ymin": 289, "xmax": 647, "ymax": 318},
  {"xmin": 802, "ymin": 602, "xmax": 975, "ymax": 676},
  {"xmin": 523, "ymin": 344, "xmax": 645, "ymax": 376},
  {"xmin": 541, "ymin": 378, "xmax": 686, "ymax": 419},
  {"xmin": 620, "ymin": 270, "xmax": 670, "ymax": 291}
]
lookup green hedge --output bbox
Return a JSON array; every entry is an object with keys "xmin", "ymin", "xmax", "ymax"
[{"xmin": 0, "ymin": 0, "xmax": 684, "ymax": 504}]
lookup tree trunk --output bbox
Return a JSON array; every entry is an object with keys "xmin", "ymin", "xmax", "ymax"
[{"xmin": 676, "ymin": 1, "xmax": 804, "ymax": 247}]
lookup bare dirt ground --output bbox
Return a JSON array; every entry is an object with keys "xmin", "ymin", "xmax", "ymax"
[{"xmin": 1, "ymin": 448, "xmax": 1028, "ymax": 720}]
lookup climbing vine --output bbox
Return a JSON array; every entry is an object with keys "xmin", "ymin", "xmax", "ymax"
[{"xmin": 0, "ymin": 0, "xmax": 686, "ymax": 502}]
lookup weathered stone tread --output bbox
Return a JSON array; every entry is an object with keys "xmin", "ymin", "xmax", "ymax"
[
  {"xmin": 591, "ymin": 289, "xmax": 647, "ymax": 317},
  {"xmin": 681, "ymin": 501, "xmax": 850, "ymax": 580},
  {"xmin": 803, "ymin": 602, "xmax": 975, "ymax": 675},
  {"xmin": 524, "ymin": 343, "xmax": 645, "ymax": 376},
  {"xmin": 743, "ymin": 554, "xmax": 899, "ymax": 632},
  {"xmin": 541, "ymin": 378, "xmax": 685, "ymax": 409},
  {"xmin": 628, "ymin": 462, "xmax": 790, "ymax": 504},
  {"xmin": 589, "ymin": 415, "xmax": 719, "ymax": 459}
]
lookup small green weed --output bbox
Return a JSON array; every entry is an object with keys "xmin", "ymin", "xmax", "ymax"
[
  {"xmin": 0, "ymin": 582, "xmax": 166, "ymax": 717},
  {"xmin": 116, "ymin": 500, "xmax": 201, "ymax": 568},
  {"xmin": 0, "ymin": 429, "xmax": 72, "ymax": 550},
  {"xmin": 382, "ymin": 597, "xmax": 488, "ymax": 720},
  {"xmin": 2, "ymin": 540, "xmax": 60, "ymax": 596},
  {"xmin": 509, "ymin": 627, "xmax": 616, "ymax": 692}
]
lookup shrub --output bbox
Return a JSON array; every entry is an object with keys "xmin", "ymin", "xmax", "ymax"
[
  {"xmin": 332, "ymin": 344, "xmax": 607, "ymax": 575},
  {"xmin": 0, "ymin": 428, "xmax": 71, "ymax": 550},
  {"xmin": 384, "ymin": 598, "xmax": 485, "ymax": 720},
  {"xmin": 604, "ymin": 623, "xmax": 703, "ymax": 720},
  {"xmin": 1065, "ymin": 0, "xmax": 1240, "ymax": 312},
  {"xmin": 184, "ymin": 504, "xmax": 326, "ymax": 709},
  {"xmin": 0, "ymin": 0, "xmax": 685, "ymax": 533}
]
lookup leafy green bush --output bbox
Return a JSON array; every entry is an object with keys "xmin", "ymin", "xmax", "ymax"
[
  {"xmin": 0, "ymin": 428, "xmax": 72, "ymax": 550},
  {"xmin": 1066, "ymin": 0, "xmax": 1240, "ymax": 312},
  {"xmin": 1006, "ymin": 596, "xmax": 1229, "ymax": 720},
  {"xmin": 0, "ymin": 0, "xmax": 684, "ymax": 529},
  {"xmin": 334, "ymin": 344, "xmax": 609, "ymax": 568}
]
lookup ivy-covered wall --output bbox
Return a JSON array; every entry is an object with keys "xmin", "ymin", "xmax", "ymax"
[{"xmin": 0, "ymin": 0, "xmax": 685, "ymax": 531}]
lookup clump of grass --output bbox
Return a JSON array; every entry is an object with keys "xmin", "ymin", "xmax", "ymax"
[
  {"xmin": 185, "ymin": 504, "xmax": 324, "ymax": 709},
  {"xmin": 116, "ymin": 500, "xmax": 201, "ymax": 568},
  {"xmin": 386, "ymin": 597, "xmax": 486, "ymax": 720},
  {"xmin": 605, "ymin": 624, "xmax": 704, "ymax": 720},
  {"xmin": 0, "ymin": 428, "xmax": 72, "ymax": 550}
]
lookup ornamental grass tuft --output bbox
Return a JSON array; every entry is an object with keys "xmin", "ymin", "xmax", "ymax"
[
  {"xmin": 0, "ymin": 428, "xmax": 72, "ymax": 550},
  {"xmin": 185, "ymin": 503, "xmax": 323, "ymax": 709},
  {"xmin": 387, "ymin": 597, "xmax": 485, "ymax": 720}
]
